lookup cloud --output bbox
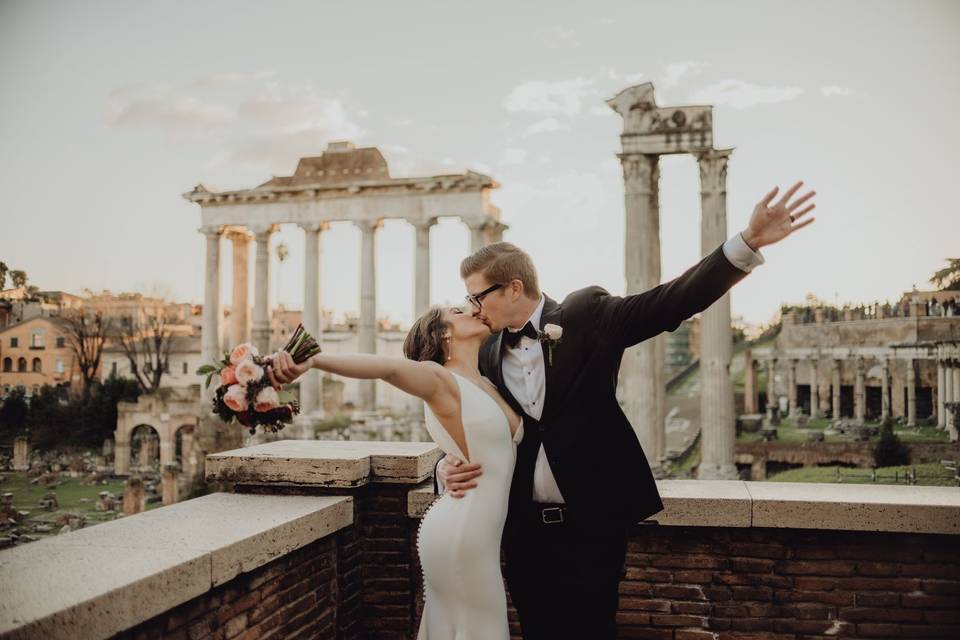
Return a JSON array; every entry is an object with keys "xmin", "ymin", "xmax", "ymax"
[
  {"xmin": 688, "ymin": 79, "xmax": 804, "ymax": 109},
  {"xmin": 821, "ymin": 85, "xmax": 854, "ymax": 97},
  {"xmin": 624, "ymin": 72, "xmax": 645, "ymax": 83},
  {"xmin": 522, "ymin": 118, "xmax": 570, "ymax": 138},
  {"xmin": 107, "ymin": 94, "xmax": 233, "ymax": 128},
  {"xmin": 503, "ymin": 77, "xmax": 596, "ymax": 118},
  {"xmin": 499, "ymin": 148, "xmax": 528, "ymax": 165},
  {"xmin": 661, "ymin": 61, "xmax": 711, "ymax": 88},
  {"xmin": 190, "ymin": 71, "xmax": 277, "ymax": 89},
  {"xmin": 236, "ymin": 94, "xmax": 363, "ymax": 134}
]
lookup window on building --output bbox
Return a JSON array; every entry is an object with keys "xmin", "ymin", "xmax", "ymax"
[
  {"xmin": 163, "ymin": 361, "xmax": 170, "ymax": 374},
  {"xmin": 17, "ymin": 357, "xmax": 27, "ymax": 372},
  {"xmin": 56, "ymin": 336, "xmax": 66, "ymax": 348},
  {"xmin": 30, "ymin": 333, "xmax": 44, "ymax": 348},
  {"xmin": 55, "ymin": 359, "xmax": 64, "ymax": 374},
  {"xmin": 32, "ymin": 358, "xmax": 42, "ymax": 373},
  {"xmin": 10, "ymin": 337, "xmax": 18, "ymax": 347},
  {"xmin": 2, "ymin": 357, "xmax": 11, "ymax": 372},
  {"xmin": 182, "ymin": 362, "xmax": 188, "ymax": 375},
  {"xmin": 111, "ymin": 362, "xmax": 117, "ymax": 376}
]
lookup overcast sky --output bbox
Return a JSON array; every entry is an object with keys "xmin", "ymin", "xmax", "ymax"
[{"xmin": 2, "ymin": 0, "xmax": 958, "ymax": 327}]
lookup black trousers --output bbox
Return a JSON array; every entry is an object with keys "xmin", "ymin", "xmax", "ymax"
[{"xmin": 503, "ymin": 505, "xmax": 628, "ymax": 640}]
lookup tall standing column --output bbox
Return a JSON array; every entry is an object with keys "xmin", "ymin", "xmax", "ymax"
[
  {"xmin": 200, "ymin": 226, "xmax": 222, "ymax": 405},
  {"xmin": 832, "ymin": 360, "xmax": 842, "ymax": 419},
  {"xmin": 618, "ymin": 153, "xmax": 665, "ymax": 466},
  {"xmin": 906, "ymin": 358, "xmax": 917, "ymax": 426},
  {"xmin": 357, "ymin": 219, "xmax": 382, "ymax": 410},
  {"xmin": 854, "ymin": 356, "xmax": 866, "ymax": 423},
  {"xmin": 468, "ymin": 222, "xmax": 486, "ymax": 255},
  {"xmin": 765, "ymin": 357, "xmax": 777, "ymax": 422},
  {"xmin": 881, "ymin": 359, "xmax": 891, "ymax": 421},
  {"xmin": 299, "ymin": 222, "xmax": 327, "ymax": 419},
  {"xmin": 787, "ymin": 359, "xmax": 798, "ymax": 417},
  {"xmin": 744, "ymin": 349, "xmax": 758, "ymax": 414},
  {"xmin": 950, "ymin": 359, "xmax": 960, "ymax": 441},
  {"xmin": 413, "ymin": 219, "xmax": 436, "ymax": 318},
  {"xmin": 810, "ymin": 358, "xmax": 821, "ymax": 417},
  {"xmin": 697, "ymin": 149, "xmax": 736, "ymax": 479},
  {"xmin": 484, "ymin": 221, "xmax": 506, "ymax": 245},
  {"xmin": 251, "ymin": 225, "xmax": 275, "ymax": 355},
  {"xmin": 944, "ymin": 358, "xmax": 955, "ymax": 433},
  {"xmin": 937, "ymin": 353, "xmax": 946, "ymax": 428},
  {"xmin": 225, "ymin": 228, "xmax": 252, "ymax": 347}
]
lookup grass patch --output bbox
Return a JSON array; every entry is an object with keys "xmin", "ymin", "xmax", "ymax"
[{"xmin": 767, "ymin": 462, "xmax": 957, "ymax": 486}]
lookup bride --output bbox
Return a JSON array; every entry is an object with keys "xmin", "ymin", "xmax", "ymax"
[{"xmin": 267, "ymin": 305, "xmax": 523, "ymax": 639}]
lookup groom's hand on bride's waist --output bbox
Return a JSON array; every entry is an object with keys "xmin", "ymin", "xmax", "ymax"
[{"xmin": 438, "ymin": 456, "xmax": 482, "ymax": 499}]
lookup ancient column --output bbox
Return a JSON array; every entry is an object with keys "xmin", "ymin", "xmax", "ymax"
[
  {"xmin": 12, "ymin": 436, "xmax": 30, "ymax": 471},
  {"xmin": 114, "ymin": 435, "xmax": 130, "ymax": 475},
  {"xmin": 468, "ymin": 222, "xmax": 486, "ymax": 255},
  {"xmin": 881, "ymin": 359, "xmax": 891, "ymax": 421},
  {"xmin": 944, "ymin": 359, "xmax": 956, "ymax": 433},
  {"xmin": 854, "ymin": 356, "xmax": 866, "ymax": 423},
  {"xmin": 484, "ymin": 221, "xmax": 506, "ymax": 245},
  {"xmin": 299, "ymin": 222, "xmax": 327, "ymax": 419},
  {"xmin": 744, "ymin": 349, "xmax": 758, "ymax": 414},
  {"xmin": 251, "ymin": 225, "xmax": 275, "ymax": 355},
  {"xmin": 225, "ymin": 228, "xmax": 252, "ymax": 346},
  {"xmin": 810, "ymin": 358, "xmax": 821, "ymax": 418},
  {"xmin": 617, "ymin": 153, "xmax": 665, "ymax": 466},
  {"xmin": 162, "ymin": 465, "xmax": 179, "ymax": 506},
  {"xmin": 200, "ymin": 226, "xmax": 222, "ymax": 404},
  {"xmin": 906, "ymin": 358, "xmax": 917, "ymax": 426},
  {"xmin": 413, "ymin": 219, "xmax": 436, "ymax": 318},
  {"xmin": 832, "ymin": 360, "xmax": 842, "ymax": 419},
  {"xmin": 122, "ymin": 476, "xmax": 145, "ymax": 516},
  {"xmin": 159, "ymin": 433, "xmax": 175, "ymax": 468},
  {"xmin": 180, "ymin": 429, "xmax": 194, "ymax": 478},
  {"xmin": 357, "ymin": 219, "xmax": 382, "ymax": 410},
  {"xmin": 765, "ymin": 357, "xmax": 777, "ymax": 423},
  {"xmin": 697, "ymin": 149, "xmax": 736, "ymax": 479},
  {"xmin": 937, "ymin": 354, "xmax": 946, "ymax": 428},
  {"xmin": 787, "ymin": 359, "xmax": 798, "ymax": 417},
  {"xmin": 951, "ymin": 359, "xmax": 960, "ymax": 441}
]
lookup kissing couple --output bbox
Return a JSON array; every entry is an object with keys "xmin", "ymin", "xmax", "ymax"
[{"xmin": 267, "ymin": 181, "xmax": 815, "ymax": 639}]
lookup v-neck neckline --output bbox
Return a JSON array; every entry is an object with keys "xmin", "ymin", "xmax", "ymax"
[{"xmin": 449, "ymin": 370, "xmax": 521, "ymax": 440}]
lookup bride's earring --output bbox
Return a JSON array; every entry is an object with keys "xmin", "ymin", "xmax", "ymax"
[{"xmin": 443, "ymin": 335, "xmax": 452, "ymax": 362}]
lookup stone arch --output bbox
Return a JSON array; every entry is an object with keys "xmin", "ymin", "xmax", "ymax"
[
  {"xmin": 130, "ymin": 424, "xmax": 161, "ymax": 472},
  {"xmin": 114, "ymin": 390, "xmax": 201, "ymax": 476},
  {"xmin": 2, "ymin": 357, "xmax": 11, "ymax": 372}
]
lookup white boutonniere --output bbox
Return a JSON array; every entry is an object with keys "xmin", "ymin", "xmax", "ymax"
[{"xmin": 539, "ymin": 323, "xmax": 563, "ymax": 365}]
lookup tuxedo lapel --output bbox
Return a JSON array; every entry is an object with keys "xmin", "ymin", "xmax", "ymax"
[{"xmin": 538, "ymin": 295, "xmax": 563, "ymax": 423}]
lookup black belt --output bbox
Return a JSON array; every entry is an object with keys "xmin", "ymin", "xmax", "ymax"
[{"xmin": 532, "ymin": 502, "xmax": 567, "ymax": 525}]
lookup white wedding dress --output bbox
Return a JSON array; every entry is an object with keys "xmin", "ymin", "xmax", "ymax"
[{"xmin": 416, "ymin": 371, "xmax": 524, "ymax": 639}]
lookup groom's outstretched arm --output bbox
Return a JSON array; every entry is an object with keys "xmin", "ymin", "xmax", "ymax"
[{"xmin": 597, "ymin": 181, "xmax": 816, "ymax": 349}]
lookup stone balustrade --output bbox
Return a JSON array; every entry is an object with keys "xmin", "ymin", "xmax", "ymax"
[{"xmin": 2, "ymin": 440, "xmax": 959, "ymax": 639}]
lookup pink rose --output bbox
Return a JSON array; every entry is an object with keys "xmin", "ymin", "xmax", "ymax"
[
  {"xmin": 254, "ymin": 387, "xmax": 280, "ymax": 413},
  {"xmin": 220, "ymin": 366, "xmax": 238, "ymax": 386},
  {"xmin": 223, "ymin": 384, "xmax": 248, "ymax": 412},
  {"xmin": 235, "ymin": 359, "xmax": 264, "ymax": 385},
  {"xmin": 229, "ymin": 342, "xmax": 259, "ymax": 366}
]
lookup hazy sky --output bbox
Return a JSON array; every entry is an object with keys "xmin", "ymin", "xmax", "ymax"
[{"xmin": 2, "ymin": 0, "xmax": 958, "ymax": 326}]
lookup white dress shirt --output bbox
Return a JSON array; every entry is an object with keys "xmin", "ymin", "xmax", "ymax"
[{"xmin": 437, "ymin": 233, "xmax": 763, "ymax": 497}]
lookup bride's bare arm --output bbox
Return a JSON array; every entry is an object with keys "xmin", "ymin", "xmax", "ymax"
[{"xmin": 268, "ymin": 350, "xmax": 446, "ymax": 402}]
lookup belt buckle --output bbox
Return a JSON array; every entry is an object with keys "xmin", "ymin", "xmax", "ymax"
[{"xmin": 541, "ymin": 507, "xmax": 564, "ymax": 524}]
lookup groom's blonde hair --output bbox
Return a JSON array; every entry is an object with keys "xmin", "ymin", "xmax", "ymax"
[{"xmin": 460, "ymin": 242, "xmax": 540, "ymax": 300}]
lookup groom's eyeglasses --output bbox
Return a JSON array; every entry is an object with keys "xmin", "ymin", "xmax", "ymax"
[{"xmin": 465, "ymin": 283, "xmax": 503, "ymax": 310}]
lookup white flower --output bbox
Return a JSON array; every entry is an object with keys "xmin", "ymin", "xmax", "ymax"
[
  {"xmin": 235, "ymin": 359, "xmax": 264, "ymax": 385},
  {"xmin": 543, "ymin": 324, "xmax": 563, "ymax": 341}
]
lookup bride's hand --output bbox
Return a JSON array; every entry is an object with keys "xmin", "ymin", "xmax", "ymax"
[{"xmin": 265, "ymin": 350, "xmax": 312, "ymax": 387}]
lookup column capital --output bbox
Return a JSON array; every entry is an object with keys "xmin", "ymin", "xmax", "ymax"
[
  {"xmin": 198, "ymin": 225, "xmax": 223, "ymax": 239},
  {"xmin": 411, "ymin": 217, "xmax": 439, "ymax": 232},
  {"xmin": 250, "ymin": 224, "xmax": 279, "ymax": 240},
  {"xmin": 222, "ymin": 226, "xmax": 252, "ymax": 242},
  {"xmin": 697, "ymin": 148, "xmax": 734, "ymax": 194},
  {"xmin": 354, "ymin": 218, "xmax": 384, "ymax": 233},
  {"xmin": 617, "ymin": 153, "xmax": 659, "ymax": 193},
  {"xmin": 298, "ymin": 221, "xmax": 331, "ymax": 233}
]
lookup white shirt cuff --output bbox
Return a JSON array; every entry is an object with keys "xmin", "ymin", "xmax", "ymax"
[{"xmin": 723, "ymin": 233, "xmax": 765, "ymax": 273}]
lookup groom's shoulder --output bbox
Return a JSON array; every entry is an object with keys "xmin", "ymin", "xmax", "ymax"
[{"xmin": 562, "ymin": 285, "xmax": 612, "ymax": 308}]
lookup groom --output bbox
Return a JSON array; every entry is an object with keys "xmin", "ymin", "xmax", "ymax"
[{"xmin": 436, "ymin": 181, "xmax": 816, "ymax": 639}]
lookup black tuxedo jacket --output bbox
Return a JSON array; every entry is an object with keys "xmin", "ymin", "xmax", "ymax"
[{"xmin": 436, "ymin": 242, "xmax": 751, "ymax": 530}]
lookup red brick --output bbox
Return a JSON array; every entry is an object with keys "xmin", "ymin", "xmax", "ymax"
[
  {"xmin": 619, "ymin": 598, "xmax": 671, "ymax": 612},
  {"xmin": 654, "ymin": 584, "xmax": 707, "ymax": 601},
  {"xmin": 651, "ymin": 614, "xmax": 707, "ymax": 627},
  {"xmin": 855, "ymin": 622, "xmax": 902, "ymax": 636},
  {"xmin": 840, "ymin": 607, "xmax": 924, "ymax": 623}
]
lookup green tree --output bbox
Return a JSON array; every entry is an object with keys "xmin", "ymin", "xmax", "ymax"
[
  {"xmin": 873, "ymin": 422, "xmax": 910, "ymax": 468},
  {"xmin": 930, "ymin": 258, "xmax": 960, "ymax": 291},
  {"xmin": 0, "ymin": 388, "xmax": 29, "ymax": 441},
  {"xmin": 27, "ymin": 385, "xmax": 68, "ymax": 450}
]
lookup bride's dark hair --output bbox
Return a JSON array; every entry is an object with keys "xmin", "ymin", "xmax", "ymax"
[{"xmin": 403, "ymin": 307, "xmax": 450, "ymax": 365}]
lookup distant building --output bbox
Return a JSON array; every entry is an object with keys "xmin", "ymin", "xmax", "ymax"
[{"xmin": 0, "ymin": 316, "xmax": 79, "ymax": 397}]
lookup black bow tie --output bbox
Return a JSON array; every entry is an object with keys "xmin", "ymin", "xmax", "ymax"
[{"xmin": 503, "ymin": 321, "xmax": 539, "ymax": 349}]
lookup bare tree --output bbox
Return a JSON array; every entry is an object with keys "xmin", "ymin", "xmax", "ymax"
[
  {"xmin": 63, "ymin": 310, "xmax": 111, "ymax": 396},
  {"xmin": 0, "ymin": 262, "xmax": 8, "ymax": 289},
  {"xmin": 9, "ymin": 270, "xmax": 27, "ymax": 289},
  {"xmin": 930, "ymin": 258, "xmax": 960, "ymax": 291},
  {"xmin": 118, "ymin": 300, "xmax": 176, "ymax": 394}
]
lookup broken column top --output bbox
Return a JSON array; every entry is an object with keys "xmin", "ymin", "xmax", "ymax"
[{"xmin": 607, "ymin": 82, "xmax": 714, "ymax": 155}]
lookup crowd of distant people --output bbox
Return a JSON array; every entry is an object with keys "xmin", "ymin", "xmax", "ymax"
[{"xmin": 787, "ymin": 294, "xmax": 960, "ymax": 324}]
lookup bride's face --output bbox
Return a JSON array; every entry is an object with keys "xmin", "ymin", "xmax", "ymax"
[{"xmin": 442, "ymin": 306, "xmax": 490, "ymax": 341}]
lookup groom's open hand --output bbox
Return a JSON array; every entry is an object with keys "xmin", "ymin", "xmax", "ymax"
[
  {"xmin": 741, "ymin": 181, "xmax": 816, "ymax": 251},
  {"xmin": 438, "ymin": 455, "xmax": 482, "ymax": 498}
]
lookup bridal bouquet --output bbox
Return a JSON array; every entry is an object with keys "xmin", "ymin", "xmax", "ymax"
[{"xmin": 196, "ymin": 324, "xmax": 322, "ymax": 434}]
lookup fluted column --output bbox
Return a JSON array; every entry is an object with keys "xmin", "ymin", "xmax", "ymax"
[
  {"xmin": 881, "ymin": 359, "xmax": 891, "ymax": 421},
  {"xmin": 696, "ymin": 148, "xmax": 736, "ymax": 479},
  {"xmin": 617, "ymin": 153, "xmax": 665, "ymax": 466},
  {"xmin": 787, "ymin": 359, "xmax": 798, "ymax": 417},
  {"xmin": 832, "ymin": 360, "xmax": 842, "ymax": 419},
  {"xmin": 413, "ymin": 218, "xmax": 436, "ymax": 318},
  {"xmin": 854, "ymin": 356, "xmax": 866, "ymax": 423},
  {"xmin": 225, "ymin": 228, "xmax": 252, "ymax": 346},
  {"xmin": 937, "ymin": 354, "xmax": 946, "ymax": 428},
  {"xmin": 251, "ymin": 225, "xmax": 275, "ymax": 355},
  {"xmin": 810, "ymin": 358, "xmax": 821, "ymax": 417},
  {"xmin": 906, "ymin": 358, "xmax": 917, "ymax": 426},
  {"xmin": 357, "ymin": 219, "xmax": 382, "ymax": 410},
  {"xmin": 200, "ymin": 226, "xmax": 222, "ymax": 405},
  {"xmin": 299, "ymin": 222, "xmax": 327, "ymax": 418}
]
